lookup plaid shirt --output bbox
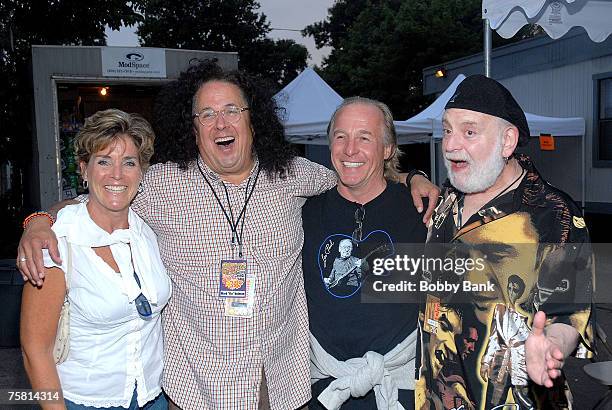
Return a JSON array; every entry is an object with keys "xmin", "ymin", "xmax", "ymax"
[{"xmin": 132, "ymin": 156, "xmax": 336, "ymax": 409}]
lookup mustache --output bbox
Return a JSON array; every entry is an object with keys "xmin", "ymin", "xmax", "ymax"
[{"xmin": 444, "ymin": 152, "xmax": 472, "ymax": 163}]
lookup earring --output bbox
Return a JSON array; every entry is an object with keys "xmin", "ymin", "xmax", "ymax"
[
  {"xmin": 82, "ymin": 179, "xmax": 88, "ymax": 189},
  {"xmin": 503, "ymin": 156, "xmax": 509, "ymax": 164}
]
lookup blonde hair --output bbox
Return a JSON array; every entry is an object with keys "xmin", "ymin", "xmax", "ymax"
[
  {"xmin": 74, "ymin": 109, "xmax": 155, "ymax": 171},
  {"xmin": 327, "ymin": 97, "xmax": 401, "ymax": 182}
]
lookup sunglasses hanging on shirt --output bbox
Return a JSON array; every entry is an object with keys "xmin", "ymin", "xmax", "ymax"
[
  {"xmin": 352, "ymin": 205, "xmax": 366, "ymax": 244},
  {"xmin": 133, "ymin": 271, "xmax": 152, "ymax": 319}
]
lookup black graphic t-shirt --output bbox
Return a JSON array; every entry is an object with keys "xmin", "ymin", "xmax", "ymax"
[
  {"xmin": 303, "ymin": 182, "xmax": 427, "ymax": 409},
  {"xmin": 416, "ymin": 155, "xmax": 594, "ymax": 410}
]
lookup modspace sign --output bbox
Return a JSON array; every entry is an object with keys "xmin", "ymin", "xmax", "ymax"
[{"xmin": 101, "ymin": 47, "xmax": 166, "ymax": 78}]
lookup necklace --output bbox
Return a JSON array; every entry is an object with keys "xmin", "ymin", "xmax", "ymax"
[
  {"xmin": 457, "ymin": 166, "xmax": 526, "ymax": 228},
  {"xmin": 489, "ymin": 166, "xmax": 526, "ymax": 204}
]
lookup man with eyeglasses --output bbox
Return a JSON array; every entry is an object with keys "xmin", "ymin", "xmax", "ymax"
[
  {"xmin": 302, "ymin": 97, "xmax": 428, "ymax": 409},
  {"xmin": 18, "ymin": 61, "xmax": 439, "ymax": 410}
]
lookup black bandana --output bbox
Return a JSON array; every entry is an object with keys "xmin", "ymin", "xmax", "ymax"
[{"xmin": 446, "ymin": 74, "xmax": 530, "ymax": 146}]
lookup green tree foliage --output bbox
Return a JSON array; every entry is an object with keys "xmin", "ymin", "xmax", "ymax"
[
  {"xmin": 239, "ymin": 38, "xmax": 308, "ymax": 87},
  {"xmin": 137, "ymin": 0, "xmax": 308, "ymax": 87},
  {"xmin": 0, "ymin": 0, "xmax": 142, "ymax": 154},
  {"xmin": 303, "ymin": 0, "xmax": 369, "ymax": 50},
  {"xmin": 0, "ymin": 0, "xmax": 142, "ymax": 170},
  {"xmin": 305, "ymin": 0, "xmax": 497, "ymax": 118},
  {"xmin": 0, "ymin": 0, "xmax": 142, "ymax": 255}
]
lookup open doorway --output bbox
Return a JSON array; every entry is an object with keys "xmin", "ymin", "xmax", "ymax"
[{"xmin": 56, "ymin": 83, "xmax": 162, "ymax": 199}]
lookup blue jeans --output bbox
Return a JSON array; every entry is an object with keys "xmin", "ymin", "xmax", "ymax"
[{"xmin": 65, "ymin": 389, "xmax": 168, "ymax": 410}]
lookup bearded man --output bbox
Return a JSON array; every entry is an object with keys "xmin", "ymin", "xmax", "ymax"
[{"xmin": 415, "ymin": 75, "xmax": 594, "ymax": 410}]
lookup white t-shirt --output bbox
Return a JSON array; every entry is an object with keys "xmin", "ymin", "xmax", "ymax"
[{"xmin": 43, "ymin": 203, "xmax": 172, "ymax": 408}]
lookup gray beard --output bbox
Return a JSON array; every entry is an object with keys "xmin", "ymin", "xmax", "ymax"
[{"xmin": 445, "ymin": 139, "xmax": 505, "ymax": 194}]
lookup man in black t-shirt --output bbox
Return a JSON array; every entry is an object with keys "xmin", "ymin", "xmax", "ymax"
[{"xmin": 303, "ymin": 97, "xmax": 428, "ymax": 409}]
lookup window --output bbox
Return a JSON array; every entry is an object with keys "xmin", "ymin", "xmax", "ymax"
[{"xmin": 594, "ymin": 74, "xmax": 612, "ymax": 166}]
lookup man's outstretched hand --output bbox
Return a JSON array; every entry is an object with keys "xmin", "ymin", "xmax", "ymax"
[{"xmin": 525, "ymin": 311, "xmax": 578, "ymax": 387}]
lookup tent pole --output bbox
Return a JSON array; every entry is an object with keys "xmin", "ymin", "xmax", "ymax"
[
  {"xmin": 430, "ymin": 137, "xmax": 437, "ymax": 186},
  {"xmin": 582, "ymin": 128, "xmax": 586, "ymax": 211},
  {"xmin": 484, "ymin": 19, "xmax": 492, "ymax": 77},
  {"xmin": 430, "ymin": 118, "xmax": 437, "ymax": 185}
]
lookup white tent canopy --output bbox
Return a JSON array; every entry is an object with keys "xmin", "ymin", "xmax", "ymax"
[
  {"xmin": 275, "ymin": 69, "xmax": 585, "ymax": 146},
  {"xmin": 403, "ymin": 74, "xmax": 585, "ymax": 139},
  {"xmin": 482, "ymin": 0, "xmax": 604, "ymax": 208},
  {"xmin": 525, "ymin": 112, "xmax": 586, "ymax": 136},
  {"xmin": 483, "ymin": 0, "xmax": 612, "ymax": 43},
  {"xmin": 401, "ymin": 74, "xmax": 467, "ymax": 140},
  {"xmin": 273, "ymin": 68, "xmax": 584, "ymax": 145},
  {"xmin": 403, "ymin": 73, "xmax": 585, "ymax": 188},
  {"xmin": 273, "ymin": 68, "xmax": 342, "ymax": 144},
  {"xmin": 275, "ymin": 67, "xmax": 431, "ymax": 145},
  {"xmin": 394, "ymin": 121, "xmax": 431, "ymax": 144}
]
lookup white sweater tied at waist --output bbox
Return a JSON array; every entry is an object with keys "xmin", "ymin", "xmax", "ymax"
[{"xmin": 309, "ymin": 329, "xmax": 417, "ymax": 410}]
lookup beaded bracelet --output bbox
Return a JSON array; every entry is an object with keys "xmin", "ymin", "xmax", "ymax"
[{"xmin": 22, "ymin": 211, "xmax": 55, "ymax": 230}]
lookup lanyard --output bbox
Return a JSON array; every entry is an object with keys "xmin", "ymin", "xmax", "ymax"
[{"xmin": 196, "ymin": 161, "xmax": 261, "ymax": 258}]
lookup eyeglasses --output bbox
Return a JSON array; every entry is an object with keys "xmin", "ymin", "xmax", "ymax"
[
  {"xmin": 192, "ymin": 105, "xmax": 249, "ymax": 126},
  {"xmin": 133, "ymin": 271, "xmax": 152, "ymax": 318},
  {"xmin": 352, "ymin": 205, "xmax": 366, "ymax": 243}
]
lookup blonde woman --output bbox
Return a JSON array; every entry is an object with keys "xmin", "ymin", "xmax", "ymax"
[{"xmin": 21, "ymin": 109, "xmax": 171, "ymax": 409}]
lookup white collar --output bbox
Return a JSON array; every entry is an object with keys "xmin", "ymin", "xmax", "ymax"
[
  {"xmin": 54, "ymin": 203, "xmax": 144, "ymax": 247},
  {"xmin": 54, "ymin": 203, "xmax": 164, "ymax": 305}
]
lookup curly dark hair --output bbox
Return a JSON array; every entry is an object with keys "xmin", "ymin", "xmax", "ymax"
[{"xmin": 152, "ymin": 59, "xmax": 295, "ymax": 179}]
